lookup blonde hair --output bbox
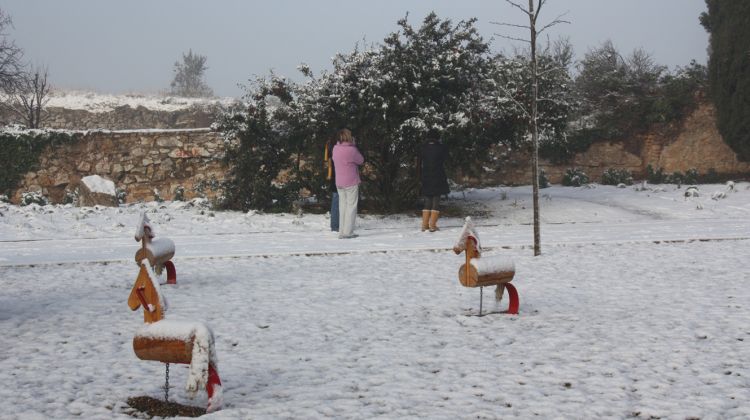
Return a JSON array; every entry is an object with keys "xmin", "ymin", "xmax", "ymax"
[{"xmin": 336, "ymin": 128, "xmax": 353, "ymax": 143}]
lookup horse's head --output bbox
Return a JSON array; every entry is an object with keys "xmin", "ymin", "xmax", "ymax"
[{"xmin": 135, "ymin": 212, "xmax": 156, "ymax": 243}]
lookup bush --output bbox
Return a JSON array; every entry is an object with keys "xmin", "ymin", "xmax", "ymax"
[
  {"xmin": 62, "ymin": 190, "xmax": 78, "ymax": 205},
  {"xmin": 646, "ymin": 164, "xmax": 666, "ymax": 184},
  {"xmin": 539, "ymin": 169, "xmax": 550, "ymax": 189},
  {"xmin": 562, "ymin": 168, "xmax": 589, "ymax": 186},
  {"xmin": 684, "ymin": 168, "xmax": 699, "ymax": 184},
  {"xmin": 701, "ymin": 167, "xmax": 719, "ymax": 183},
  {"xmin": 116, "ymin": 188, "xmax": 127, "ymax": 204},
  {"xmin": 20, "ymin": 191, "xmax": 48, "ymax": 206},
  {"xmin": 173, "ymin": 186, "xmax": 185, "ymax": 201},
  {"xmin": 601, "ymin": 168, "xmax": 633, "ymax": 186},
  {"xmin": 667, "ymin": 171, "xmax": 684, "ymax": 185}
]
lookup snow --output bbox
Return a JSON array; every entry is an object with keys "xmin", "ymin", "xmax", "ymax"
[
  {"xmin": 470, "ymin": 256, "xmax": 515, "ymax": 275},
  {"xmin": 135, "ymin": 319, "xmax": 218, "ymax": 403},
  {"xmin": 81, "ymin": 175, "xmax": 116, "ymax": 195},
  {"xmin": 45, "ymin": 90, "xmax": 239, "ymax": 113},
  {"xmin": 1, "ymin": 183, "xmax": 750, "ymax": 418}
]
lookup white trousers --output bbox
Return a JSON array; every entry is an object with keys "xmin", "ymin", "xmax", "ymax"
[{"xmin": 337, "ymin": 185, "xmax": 359, "ymax": 237}]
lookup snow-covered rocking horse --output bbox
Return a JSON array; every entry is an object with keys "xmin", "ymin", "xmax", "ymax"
[
  {"xmin": 134, "ymin": 213, "xmax": 176, "ymax": 285},
  {"xmin": 128, "ymin": 216, "xmax": 223, "ymax": 412},
  {"xmin": 453, "ymin": 217, "xmax": 519, "ymax": 316}
]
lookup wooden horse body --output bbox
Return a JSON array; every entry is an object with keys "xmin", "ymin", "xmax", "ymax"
[
  {"xmin": 128, "ymin": 261, "xmax": 222, "ymax": 412},
  {"xmin": 453, "ymin": 217, "xmax": 519, "ymax": 315}
]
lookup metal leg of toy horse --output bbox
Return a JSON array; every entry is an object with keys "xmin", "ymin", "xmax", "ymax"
[
  {"xmin": 476, "ymin": 284, "xmax": 519, "ymax": 316},
  {"xmin": 479, "ymin": 287, "xmax": 484, "ymax": 316},
  {"xmin": 164, "ymin": 261, "xmax": 176, "ymax": 285}
]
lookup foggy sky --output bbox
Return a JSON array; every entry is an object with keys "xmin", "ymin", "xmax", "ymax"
[{"xmin": 2, "ymin": 0, "xmax": 709, "ymax": 97}]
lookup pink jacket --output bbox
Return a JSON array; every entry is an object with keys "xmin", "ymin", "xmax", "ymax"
[{"xmin": 332, "ymin": 142, "xmax": 364, "ymax": 188}]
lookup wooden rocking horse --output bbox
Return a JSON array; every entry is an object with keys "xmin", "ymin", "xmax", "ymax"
[
  {"xmin": 453, "ymin": 217, "xmax": 519, "ymax": 316},
  {"xmin": 127, "ymin": 257, "xmax": 223, "ymax": 412},
  {"xmin": 134, "ymin": 213, "xmax": 176, "ymax": 284}
]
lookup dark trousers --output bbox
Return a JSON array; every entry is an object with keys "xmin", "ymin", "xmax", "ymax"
[{"xmin": 423, "ymin": 195, "xmax": 440, "ymax": 211}]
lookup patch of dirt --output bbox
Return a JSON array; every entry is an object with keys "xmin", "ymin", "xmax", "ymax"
[{"xmin": 126, "ymin": 396, "xmax": 205, "ymax": 418}]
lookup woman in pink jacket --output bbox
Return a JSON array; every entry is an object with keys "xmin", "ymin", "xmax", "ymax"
[{"xmin": 332, "ymin": 128, "xmax": 364, "ymax": 239}]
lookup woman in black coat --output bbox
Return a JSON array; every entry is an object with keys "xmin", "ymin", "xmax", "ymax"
[{"xmin": 419, "ymin": 130, "xmax": 449, "ymax": 232}]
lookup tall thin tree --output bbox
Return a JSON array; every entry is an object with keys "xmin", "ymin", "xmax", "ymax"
[{"xmin": 492, "ymin": 0, "xmax": 568, "ymax": 256}]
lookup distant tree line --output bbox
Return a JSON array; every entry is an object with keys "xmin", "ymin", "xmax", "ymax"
[{"xmin": 215, "ymin": 12, "xmax": 710, "ymax": 213}]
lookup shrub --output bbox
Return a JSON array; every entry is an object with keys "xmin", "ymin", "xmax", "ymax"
[
  {"xmin": 562, "ymin": 168, "xmax": 589, "ymax": 186},
  {"xmin": 684, "ymin": 168, "xmax": 699, "ymax": 184},
  {"xmin": 667, "ymin": 171, "xmax": 684, "ymax": 185},
  {"xmin": 539, "ymin": 169, "xmax": 550, "ymax": 189},
  {"xmin": 173, "ymin": 185, "xmax": 185, "ymax": 201},
  {"xmin": 62, "ymin": 190, "xmax": 78, "ymax": 205},
  {"xmin": 701, "ymin": 167, "xmax": 719, "ymax": 183},
  {"xmin": 20, "ymin": 191, "xmax": 48, "ymax": 206},
  {"xmin": 601, "ymin": 168, "xmax": 633, "ymax": 186},
  {"xmin": 646, "ymin": 164, "xmax": 666, "ymax": 184},
  {"xmin": 116, "ymin": 188, "xmax": 128, "ymax": 204}
]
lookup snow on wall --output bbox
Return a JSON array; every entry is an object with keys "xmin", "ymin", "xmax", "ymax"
[{"xmin": 81, "ymin": 175, "xmax": 115, "ymax": 195}]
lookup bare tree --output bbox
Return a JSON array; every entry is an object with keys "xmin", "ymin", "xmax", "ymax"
[
  {"xmin": 0, "ymin": 8, "xmax": 24, "ymax": 94},
  {"xmin": 492, "ymin": 0, "xmax": 569, "ymax": 256},
  {"xmin": 9, "ymin": 66, "xmax": 51, "ymax": 128}
]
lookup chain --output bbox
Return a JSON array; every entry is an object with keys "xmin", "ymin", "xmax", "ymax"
[{"xmin": 164, "ymin": 363, "xmax": 170, "ymax": 402}]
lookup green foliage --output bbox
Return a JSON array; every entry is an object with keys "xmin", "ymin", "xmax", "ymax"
[
  {"xmin": 173, "ymin": 185, "xmax": 185, "ymax": 201},
  {"xmin": 701, "ymin": 167, "xmax": 719, "ymax": 183},
  {"xmin": 572, "ymin": 42, "xmax": 706, "ymax": 145},
  {"xmin": 684, "ymin": 168, "xmax": 699, "ymax": 184},
  {"xmin": 601, "ymin": 168, "xmax": 633, "ymax": 186},
  {"xmin": 538, "ymin": 169, "xmax": 549, "ymax": 189},
  {"xmin": 215, "ymin": 102, "xmax": 298, "ymax": 212},
  {"xmin": 0, "ymin": 130, "xmax": 78, "ymax": 197},
  {"xmin": 562, "ymin": 168, "xmax": 589, "ymax": 187},
  {"xmin": 20, "ymin": 190, "xmax": 47, "ymax": 206},
  {"xmin": 116, "ymin": 188, "xmax": 127, "ymax": 204},
  {"xmin": 701, "ymin": 1, "xmax": 750, "ymax": 161},
  {"xmin": 646, "ymin": 164, "xmax": 666, "ymax": 184}
]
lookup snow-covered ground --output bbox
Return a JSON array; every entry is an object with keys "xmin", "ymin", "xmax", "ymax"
[
  {"xmin": 44, "ymin": 90, "xmax": 239, "ymax": 113},
  {"xmin": 1, "ymin": 183, "xmax": 749, "ymax": 419}
]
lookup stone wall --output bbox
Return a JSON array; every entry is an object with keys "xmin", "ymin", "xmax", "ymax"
[
  {"xmin": 10, "ymin": 103, "xmax": 750, "ymax": 206},
  {"xmin": 488, "ymin": 103, "xmax": 750, "ymax": 185},
  {"xmin": 1, "ymin": 105, "xmax": 222, "ymax": 130},
  {"xmin": 12, "ymin": 129, "xmax": 227, "ymax": 204}
]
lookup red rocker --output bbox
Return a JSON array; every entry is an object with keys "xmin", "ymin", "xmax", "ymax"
[{"xmin": 453, "ymin": 217, "xmax": 519, "ymax": 316}]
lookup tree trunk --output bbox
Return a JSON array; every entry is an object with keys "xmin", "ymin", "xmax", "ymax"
[{"xmin": 529, "ymin": 0, "xmax": 541, "ymax": 256}]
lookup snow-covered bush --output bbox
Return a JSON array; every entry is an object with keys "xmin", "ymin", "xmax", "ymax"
[
  {"xmin": 0, "ymin": 194, "xmax": 8, "ymax": 203},
  {"xmin": 116, "ymin": 188, "xmax": 127, "ymax": 204},
  {"xmin": 62, "ymin": 189, "xmax": 78, "ymax": 205},
  {"xmin": 562, "ymin": 168, "xmax": 589, "ymax": 187},
  {"xmin": 684, "ymin": 168, "xmax": 699, "ymax": 184},
  {"xmin": 20, "ymin": 191, "xmax": 48, "ymax": 206},
  {"xmin": 601, "ymin": 168, "xmax": 633, "ymax": 186},
  {"xmin": 684, "ymin": 186, "xmax": 700, "ymax": 197},
  {"xmin": 173, "ymin": 185, "xmax": 185, "ymax": 201},
  {"xmin": 539, "ymin": 169, "xmax": 550, "ymax": 189},
  {"xmin": 646, "ymin": 164, "xmax": 666, "ymax": 184}
]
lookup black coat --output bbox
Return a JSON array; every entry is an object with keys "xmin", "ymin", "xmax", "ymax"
[{"xmin": 420, "ymin": 141, "xmax": 449, "ymax": 196}]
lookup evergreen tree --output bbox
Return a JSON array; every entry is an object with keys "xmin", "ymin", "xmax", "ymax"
[
  {"xmin": 700, "ymin": 1, "xmax": 750, "ymax": 161},
  {"xmin": 170, "ymin": 50, "xmax": 213, "ymax": 97}
]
